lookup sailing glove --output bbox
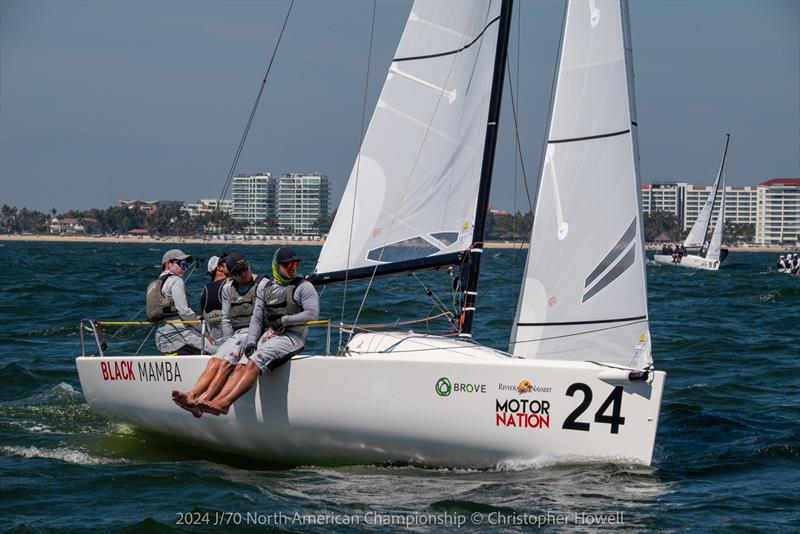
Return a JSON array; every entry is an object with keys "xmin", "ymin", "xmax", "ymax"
[
  {"xmin": 243, "ymin": 343, "xmax": 257, "ymax": 357},
  {"xmin": 267, "ymin": 318, "xmax": 283, "ymax": 331}
]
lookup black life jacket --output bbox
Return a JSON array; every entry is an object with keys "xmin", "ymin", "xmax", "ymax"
[
  {"xmin": 228, "ymin": 274, "xmax": 266, "ymax": 331},
  {"xmin": 263, "ymin": 277, "xmax": 304, "ymax": 324},
  {"xmin": 146, "ymin": 273, "xmax": 178, "ymax": 322},
  {"xmin": 201, "ymin": 278, "xmax": 226, "ymax": 325}
]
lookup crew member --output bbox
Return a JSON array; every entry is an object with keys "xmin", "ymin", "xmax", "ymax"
[
  {"xmin": 198, "ymin": 248, "xmax": 319, "ymax": 416},
  {"xmin": 147, "ymin": 249, "xmax": 215, "ymax": 355},
  {"xmin": 172, "ymin": 253, "xmax": 268, "ymax": 416},
  {"xmin": 200, "ymin": 253, "xmax": 229, "ymax": 340}
]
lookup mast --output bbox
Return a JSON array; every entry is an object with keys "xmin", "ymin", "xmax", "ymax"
[
  {"xmin": 700, "ymin": 133, "xmax": 730, "ymax": 256},
  {"xmin": 458, "ymin": 0, "xmax": 514, "ymax": 337}
]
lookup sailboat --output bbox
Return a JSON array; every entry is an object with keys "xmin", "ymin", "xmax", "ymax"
[
  {"xmin": 76, "ymin": 0, "xmax": 665, "ymax": 467},
  {"xmin": 654, "ymin": 135, "xmax": 731, "ymax": 271}
]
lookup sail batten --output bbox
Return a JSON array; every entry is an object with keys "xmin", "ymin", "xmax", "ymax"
[{"xmin": 510, "ymin": 0, "xmax": 652, "ymax": 369}]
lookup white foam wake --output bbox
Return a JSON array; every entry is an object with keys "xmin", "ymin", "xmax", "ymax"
[{"xmin": 1, "ymin": 445, "xmax": 126, "ymax": 465}]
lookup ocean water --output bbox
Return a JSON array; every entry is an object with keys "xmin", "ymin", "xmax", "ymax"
[{"xmin": 0, "ymin": 240, "xmax": 797, "ymax": 532}]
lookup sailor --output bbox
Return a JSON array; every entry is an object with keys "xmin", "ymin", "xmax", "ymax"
[
  {"xmin": 197, "ymin": 248, "xmax": 319, "ymax": 416},
  {"xmin": 200, "ymin": 253, "xmax": 229, "ymax": 341},
  {"xmin": 788, "ymin": 253, "xmax": 797, "ymax": 271},
  {"xmin": 172, "ymin": 253, "xmax": 266, "ymax": 416},
  {"xmin": 777, "ymin": 255, "xmax": 787, "ymax": 271},
  {"xmin": 148, "ymin": 249, "xmax": 216, "ymax": 355}
]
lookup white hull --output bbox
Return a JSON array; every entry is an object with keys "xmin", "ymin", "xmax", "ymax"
[
  {"xmin": 76, "ymin": 334, "xmax": 665, "ymax": 467},
  {"xmin": 653, "ymin": 254, "xmax": 721, "ymax": 271}
]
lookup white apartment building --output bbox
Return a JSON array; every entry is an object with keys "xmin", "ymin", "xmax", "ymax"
[
  {"xmin": 641, "ymin": 182, "xmax": 684, "ymax": 216},
  {"xmin": 232, "ymin": 173, "xmax": 277, "ymax": 234},
  {"xmin": 755, "ymin": 179, "xmax": 800, "ymax": 245},
  {"xmin": 641, "ymin": 183, "xmax": 758, "ymax": 230},
  {"xmin": 277, "ymin": 173, "xmax": 330, "ymax": 235},
  {"xmin": 181, "ymin": 198, "xmax": 233, "ymax": 218},
  {"xmin": 682, "ymin": 185, "xmax": 758, "ymax": 231}
]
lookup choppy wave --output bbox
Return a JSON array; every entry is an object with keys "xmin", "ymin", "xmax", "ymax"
[{"xmin": 1, "ymin": 445, "xmax": 126, "ymax": 465}]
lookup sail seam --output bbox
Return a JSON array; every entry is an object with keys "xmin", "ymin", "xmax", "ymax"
[
  {"xmin": 548, "ymin": 128, "xmax": 630, "ymax": 144},
  {"xmin": 393, "ymin": 15, "xmax": 501, "ymax": 62},
  {"xmin": 516, "ymin": 315, "xmax": 647, "ymax": 327}
]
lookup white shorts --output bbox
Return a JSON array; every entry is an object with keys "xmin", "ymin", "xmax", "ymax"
[
  {"xmin": 212, "ymin": 330, "xmax": 249, "ymax": 365},
  {"xmin": 250, "ymin": 332, "xmax": 304, "ymax": 373}
]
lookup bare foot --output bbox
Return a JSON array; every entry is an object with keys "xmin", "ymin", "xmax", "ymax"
[
  {"xmin": 176, "ymin": 401, "xmax": 203, "ymax": 418},
  {"xmin": 172, "ymin": 392, "xmax": 202, "ymax": 418},
  {"xmin": 172, "ymin": 391, "xmax": 196, "ymax": 408},
  {"xmin": 197, "ymin": 399, "xmax": 229, "ymax": 416}
]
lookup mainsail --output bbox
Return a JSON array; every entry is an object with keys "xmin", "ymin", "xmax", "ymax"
[
  {"xmin": 312, "ymin": 0, "xmax": 503, "ymax": 283},
  {"xmin": 509, "ymin": 0, "xmax": 652, "ymax": 369},
  {"xmin": 684, "ymin": 134, "xmax": 730, "ymax": 250}
]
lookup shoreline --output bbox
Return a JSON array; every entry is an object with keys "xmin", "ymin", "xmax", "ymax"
[{"xmin": 0, "ymin": 234, "xmax": 795, "ymax": 252}]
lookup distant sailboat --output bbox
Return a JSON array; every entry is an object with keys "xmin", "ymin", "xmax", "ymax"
[
  {"xmin": 76, "ymin": 0, "xmax": 665, "ymax": 467},
  {"xmin": 654, "ymin": 134, "xmax": 731, "ymax": 271}
]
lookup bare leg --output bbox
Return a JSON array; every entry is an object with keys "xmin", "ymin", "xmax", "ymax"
[
  {"xmin": 207, "ymin": 362, "xmax": 248, "ymax": 402},
  {"xmin": 201, "ymin": 360, "xmax": 236, "ymax": 402},
  {"xmin": 172, "ymin": 358, "xmax": 226, "ymax": 410},
  {"xmin": 198, "ymin": 361, "xmax": 261, "ymax": 416}
]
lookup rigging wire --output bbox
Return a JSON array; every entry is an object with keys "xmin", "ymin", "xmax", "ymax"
[
  {"xmin": 500, "ymin": 0, "xmax": 532, "ymax": 277},
  {"xmin": 213, "ymin": 0, "xmax": 295, "ymax": 210},
  {"xmin": 339, "ymin": 0, "xmax": 377, "ymax": 350},
  {"xmin": 347, "ymin": 6, "xmax": 491, "ymax": 343}
]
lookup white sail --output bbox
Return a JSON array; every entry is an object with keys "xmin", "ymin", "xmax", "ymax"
[
  {"xmin": 314, "ymin": 0, "xmax": 501, "ymax": 277},
  {"xmin": 706, "ymin": 171, "xmax": 726, "ymax": 261},
  {"xmin": 509, "ymin": 0, "xmax": 651, "ymax": 369},
  {"xmin": 684, "ymin": 137, "xmax": 730, "ymax": 249}
]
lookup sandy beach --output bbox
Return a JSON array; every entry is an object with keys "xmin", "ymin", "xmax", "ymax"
[{"xmin": 1, "ymin": 234, "xmax": 795, "ymax": 252}]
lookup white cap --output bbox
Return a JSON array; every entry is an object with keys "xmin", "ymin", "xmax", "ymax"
[{"xmin": 207, "ymin": 256, "xmax": 220, "ymax": 274}]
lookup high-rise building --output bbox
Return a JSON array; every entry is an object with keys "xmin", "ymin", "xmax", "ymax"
[
  {"xmin": 277, "ymin": 173, "xmax": 330, "ymax": 235},
  {"xmin": 232, "ymin": 173, "xmax": 277, "ymax": 234},
  {"xmin": 755, "ymin": 179, "xmax": 800, "ymax": 245}
]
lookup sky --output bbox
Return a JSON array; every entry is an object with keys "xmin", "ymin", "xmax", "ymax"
[{"xmin": 1, "ymin": 0, "xmax": 798, "ymax": 213}]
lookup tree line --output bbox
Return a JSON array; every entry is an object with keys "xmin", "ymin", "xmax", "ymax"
[
  {"xmin": 0, "ymin": 204, "xmax": 243, "ymax": 236},
  {"xmin": 1, "ymin": 204, "xmax": 755, "ymax": 243}
]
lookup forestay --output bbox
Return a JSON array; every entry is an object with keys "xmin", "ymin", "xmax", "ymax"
[
  {"xmin": 313, "ymin": 0, "xmax": 501, "ymax": 281},
  {"xmin": 510, "ymin": 0, "xmax": 652, "ymax": 369}
]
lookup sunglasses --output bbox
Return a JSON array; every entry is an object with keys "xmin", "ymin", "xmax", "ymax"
[
  {"xmin": 172, "ymin": 259, "xmax": 191, "ymax": 269},
  {"xmin": 281, "ymin": 261, "xmax": 299, "ymax": 269}
]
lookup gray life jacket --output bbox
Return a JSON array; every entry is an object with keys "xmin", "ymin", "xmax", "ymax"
[
  {"xmin": 263, "ymin": 278, "xmax": 304, "ymax": 324},
  {"xmin": 228, "ymin": 274, "xmax": 265, "ymax": 331},
  {"xmin": 146, "ymin": 273, "xmax": 178, "ymax": 322}
]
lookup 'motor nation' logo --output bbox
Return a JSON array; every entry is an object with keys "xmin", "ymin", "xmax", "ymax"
[{"xmin": 435, "ymin": 377, "xmax": 452, "ymax": 397}]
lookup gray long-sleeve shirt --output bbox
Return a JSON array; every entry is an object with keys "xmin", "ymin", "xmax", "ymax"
[
  {"xmin": 220, "ymin": 276, "xmax": 269, "ymax": 340},
  {"xmin": 155, "ymin": 272, "xmax": 205, "ymax": 353},
  {"xmin": 246, "ymin": 279, "xmax": 320, "ymax": 346}
]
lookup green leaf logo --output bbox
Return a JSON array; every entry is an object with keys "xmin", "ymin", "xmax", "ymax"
[{"xmin": 435, "ymin": 377, "xmax": 452, "ymax": 397}]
